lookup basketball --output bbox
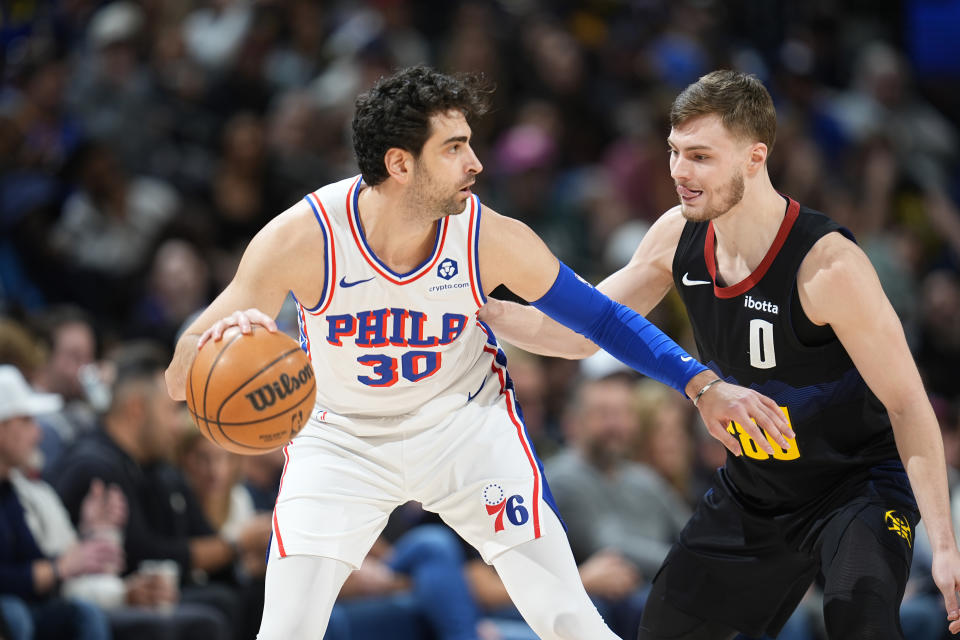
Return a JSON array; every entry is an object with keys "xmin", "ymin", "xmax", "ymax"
[{"xmin": 186, "ymin": 325, "xmax": 316, "ymax": 455}]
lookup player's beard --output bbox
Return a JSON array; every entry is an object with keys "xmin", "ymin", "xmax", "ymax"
[
  {"xmin": 585, "ymin": 437, "xmax": 625, "ymax": 474},
  {"xmin": 680, "ymin": 169, "xmax": 745, "ymax": 222},
  {"xmin": 410, "ymin": 165, "xmax": 465, "ymax": 219}
]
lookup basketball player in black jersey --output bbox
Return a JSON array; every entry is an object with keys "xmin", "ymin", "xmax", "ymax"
[{"xmin": 481, "ymin": 70, "xmax": 960, "ymax": 639}]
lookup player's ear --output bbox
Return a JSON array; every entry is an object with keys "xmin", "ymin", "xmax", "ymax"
[
  {"xmin": 746, "ymin": 142, "xmax": 768, "ymax": 175},
  {"xmin": 384, "ymin": 148, "xmax": 413, "ymax": 184}
]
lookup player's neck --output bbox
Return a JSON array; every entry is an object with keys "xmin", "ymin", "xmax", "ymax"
[
  {"xmin": 710, "ymin": 178, "xmax": 786, "ymax": 273},
  {"xmin": 357, "ymin": 184, "xmax": 441, "ymax": 273}
]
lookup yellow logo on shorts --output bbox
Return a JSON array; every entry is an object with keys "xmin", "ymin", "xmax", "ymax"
[{"xmin": 884, "ymin": 510, "xmax": 912, "ymax": 548}]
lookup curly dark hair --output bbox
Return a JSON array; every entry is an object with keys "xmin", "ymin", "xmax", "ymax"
[{"xmin": 352, "ymin": 66, "xmax": 492, "ymax": 186}]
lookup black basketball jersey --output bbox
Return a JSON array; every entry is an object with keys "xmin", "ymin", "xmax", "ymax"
[{"xmin": 673, "ymin": 196, "xmax": 901, "ymax": 511}]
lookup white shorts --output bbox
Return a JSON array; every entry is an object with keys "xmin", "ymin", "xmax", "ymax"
[{"xmin": 269, "ymin": 374, "xmax": 557, "ymax": 568}]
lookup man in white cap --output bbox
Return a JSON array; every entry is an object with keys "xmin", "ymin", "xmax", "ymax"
[{"xmin": 0, "ymin": 364, "xmax": 117, "ymax": 640}]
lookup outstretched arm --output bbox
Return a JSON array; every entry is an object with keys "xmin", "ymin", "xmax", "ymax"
[
  {"xmin": 480, "ymin": 208, "xmax": 684, "ymax": 358},
  {"xmin": 165, "ymin": 200, "xmax": 324, "ymax": 400},
  {"xmin": 479, "ymin": 208, "xmax": 791, "ymax": 456},
  {"xmin": 799, "ymin": 233, "xmax": 960, "ymax": 634}
]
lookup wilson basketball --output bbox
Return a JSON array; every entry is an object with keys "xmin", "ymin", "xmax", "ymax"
[{"xmin": 186, "ymin": 326, "xmax": 315, "ymax": 455}]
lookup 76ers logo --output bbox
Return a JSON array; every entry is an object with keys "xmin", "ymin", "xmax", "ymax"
[{"xmin": 483, "ymin": 483, "xmax": 529, "ymax": 532}]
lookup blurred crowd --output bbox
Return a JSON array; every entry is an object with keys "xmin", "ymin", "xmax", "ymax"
[{"xmin": 1, "ymin": 0, "xmax": 959, "ymax": 639}]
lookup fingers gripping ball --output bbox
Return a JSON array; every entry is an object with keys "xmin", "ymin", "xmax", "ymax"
[{"xmin": 186, "ymin": 326, "xmax": 316, "ymax": 454}]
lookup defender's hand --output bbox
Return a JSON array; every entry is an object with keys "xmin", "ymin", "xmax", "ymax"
[
  {"xmin": 931, "ymin": 548, "xmax": 960, "ymax": 634},
  {"xmin": 477, "ymin": 299, "xmax": 506, "ymax": 325},
  {"xmin": 197, "ymin": 308, "xmax": 278, "ymax": 349},
  {"xmin": 695, "ymin": 381, "xmax": 793, "ymax": 457}
]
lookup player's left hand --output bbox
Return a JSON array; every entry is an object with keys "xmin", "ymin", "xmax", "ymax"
[
  {"xmin": 694, "ymin": 381, "xmax": 793, "ymax": 457},
  {"xmin": 931, "ymin": 547, "xmax": 960, "ymax": 634}
]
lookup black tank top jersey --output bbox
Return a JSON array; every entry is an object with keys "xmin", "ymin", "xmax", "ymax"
[{"xmin": 673, "ymin": 197, "xmax": 902, "ymax": 511}]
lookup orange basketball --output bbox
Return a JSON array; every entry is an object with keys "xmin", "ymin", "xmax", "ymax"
[{"xmin": 186, "ymin": 325, "xmax": 315, "ymax": 455}]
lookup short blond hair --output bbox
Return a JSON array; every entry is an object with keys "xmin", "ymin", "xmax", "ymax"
[{"xmin": 670, "ymin": 70, "xmax": 777, "ymax": 152}]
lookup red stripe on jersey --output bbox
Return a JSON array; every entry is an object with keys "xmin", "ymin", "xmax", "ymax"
[
  {"xmin": 347, "ymin": 178, "xmax": 450, "ymax": 285},
  {"xmin": 298, "ymin": 303, "xmax": 312, "ymax": 359},
  {"xmin": 272, "ymin": 445, "xmax": 292, "ymax": 557},
  {"xmin": 705, "ymin": 196, "xmax": 800, "ymax": 299},
  {"xmin": 467, "ymin": 196, "xmax": 485, "ymax": 308},
  {"xmin": 304, "ymin": 191, "xmax": 337, "ymax": 314},
  {"xmin": 480, "ymin": 338, "xmax": 542, "ymax": 539}
]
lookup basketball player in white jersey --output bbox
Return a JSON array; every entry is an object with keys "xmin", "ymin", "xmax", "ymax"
[{"xmin": 165, "ymin": 67, "xmax": 792, "ymax": 640}]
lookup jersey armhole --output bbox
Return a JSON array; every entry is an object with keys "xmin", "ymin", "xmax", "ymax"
[
  {"xmin": 784, "ymin": 226, "xmax": 850, "ymax": 352},
  {"xmin": 299, "ymin": 191, "xmax": 337, "ymax": 315},
  {"xmin": 467, "ymin": 194, "xmax": 486, "ymax": 309}
]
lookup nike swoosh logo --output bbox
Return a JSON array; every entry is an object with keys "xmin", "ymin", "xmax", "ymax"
[
  {"xmin": 681, "ymin": 272, "xmax": 712, "ymax": 286},
  {"xmin": 680, "ymin": 356, "xmax": 694, "ymax": 362},
  {"xmin": 339, "ymin": 276, "xmax": 375, "ymax": 288},
  {"xmin": 467, "ymin": 376, "xmax": 487, "ymax": 402}
]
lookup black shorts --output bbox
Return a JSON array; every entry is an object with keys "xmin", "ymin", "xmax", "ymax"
[{"xmin": 647, "ymin": 466, "xmax": 918, "ymax": 638}]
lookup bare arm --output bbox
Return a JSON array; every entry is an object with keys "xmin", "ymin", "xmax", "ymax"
[
  {"xmin": 165, "ymin": 200, "xmax": 325, "ymax": 400},
  {"xmin": 799, "ymin": 233, "xmax": 960, "ymax": 628},
  {"xmin": 479, "ymin": 207, "xmax": 685, "ymax": 358},
  {"xmin": 479, "ymin": 207, "xmax": 791, "ymax": 456}
]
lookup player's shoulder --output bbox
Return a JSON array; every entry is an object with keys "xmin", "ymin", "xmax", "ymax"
[
  {"xmin": 308, "ymin": 175, "xmax": 360, "ymax": 202},
  {"xmin": 476, "ymin": 202, "xmax": 527, "ymax": 237},
  {"xmin": 652, "ymin": 205, "xmax": 687, "ymax": 232},
  {"xmin": 802, "ymin": 229, "xmax": 863, "ymax": 272},
  {"xmin": 628, "ymin": 206, "xmax": 687, "ymax": 258},
  {"xmin": 798, "ymin": 229, "xmax": 872, "ymax": 296},
  {"xmin": 267, "ymin": 176, "xmax": 361, "ymax": 238}
]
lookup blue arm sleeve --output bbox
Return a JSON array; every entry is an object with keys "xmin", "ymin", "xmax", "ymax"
[{"xmin": 530, "ymin": 262, "xmax": 708, "ymax": 395}]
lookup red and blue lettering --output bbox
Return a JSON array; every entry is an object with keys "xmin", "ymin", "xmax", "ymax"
[
  {"xmin": 326, "ymin": 314, "xmax": 357, "ymax": 346},
  {"xmin": 440, "ymin": 313, "xmax": 467, "ymax": 345},
  {"xmin": 328, "ymin": 309, "xmax": 465, "ymax": 348},
  {"xmin": 388, "ymin": 308, "xmax": 410, "ymax": 346},
  {"xmin": 407, "ymin": 311, "xmax": 439, "ymax": 347},
  {"xmin": 355, "ymin": 308, "xmax": 390, "ymax": 347}
]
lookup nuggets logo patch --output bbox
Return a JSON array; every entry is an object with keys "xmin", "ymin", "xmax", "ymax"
[
  {"xmin": 884, "ymin": 509, "xmax": 913, "ymax": 548},
  {"xmin": 483, "ymin": 483, "xmax": 529, "ymax": 532}
]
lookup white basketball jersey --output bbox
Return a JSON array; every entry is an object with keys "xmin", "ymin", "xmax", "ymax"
[{"xmin": 295, "ymin": 175, "xmax": 496, "ymax": 420}]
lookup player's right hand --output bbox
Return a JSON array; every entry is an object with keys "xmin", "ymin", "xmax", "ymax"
[
  {"xmin": 197, "ymin": 308, "xmax": 278, "ymax": 349},
  {"xmin": 695, "ymin": 381, "xmax": 794, "ymax": 457}
]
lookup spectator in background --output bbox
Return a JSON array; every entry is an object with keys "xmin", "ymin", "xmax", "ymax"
[
  {"xmin": 265, "ymin": 90, "xmax": 336, "ymax": 206},
  {"xmin": 31, "ymin": 306, "xmax": 102, "ymax": 474},
  {"xmin": 546, "ymin": 374, "xmax": 689, "ymax": 637},
  {"xmin": 550, "ymin": 374, "xmax": 689, "ymax": 579},
  {"xmin": 177, "ymin": 433, "xmax": 268, "ymax": 575},
  {"xmin": 177, "ymin": 431, "xmax": 269, "ymax": 636},
  {"xmin": 207, "ymin": 113, "xmax": 273, "ymax": 254},
  {"xmin": 631, "ymin": 379, "xmax": 699, "ymax": 506},
  {"xmin": 263, "ymin": 1, "xmax": 327, "ymax": 93},
  {"xmin": 50, "ymin": 142, "xmax": 179, "ymax": 317},
  {"xmin": 130, "ymin": 238, "xmax": 212, "ymax": 348},
  {"xmin": 182, "ymin": 0, "xmax": 254, "ymax": 74},
  {"xmin": 66, "ymin": 2, "xmax": 158, "ymax": 177},
  {"xmin": 0, "ymin": 317, "xmax": 46, "ymax": 384},
  {"xmin": 916, "ymin": 270, "xmax": 960, "ymax": 402},
  {"xmin": 51, "ymin": 344, "xmax": 259, "ymax": 640},
  {"xmin": 0, "ymin": 364, "xmax": 114, "ymax": 640},
  {"xmin": 332, "ymin": 524, "xmax": 491, "ymax": 640},
  {"xmin": 827, "ymin": 41, "xmax": 957, "ymax": 191},
  {"xmin": 238, "ymin": 449, "xmax": 284, "ymax": 514},
  {"xmin": 498, "ymin": 346, "xmax": 560, "ymax": 460}
]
